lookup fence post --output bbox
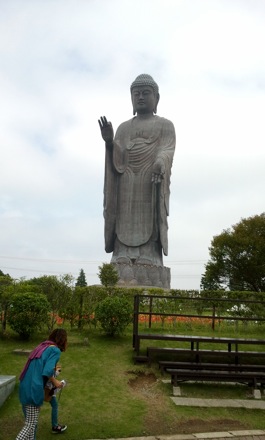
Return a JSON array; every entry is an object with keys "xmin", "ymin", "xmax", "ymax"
[
  {"xmin": 212, "ymin": 304, "xmax": 216, "ymax": 331},
  {"xmin": 133, "ymin": 295, "xmax": 139, "ymax": 349},
  {"xmin": 149, "ymin": 296, "xmax": 153, "ymax": 329}
]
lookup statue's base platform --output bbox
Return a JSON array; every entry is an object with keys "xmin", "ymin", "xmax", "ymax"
[{"xmin": 113, "ymin": 262, "xmax": 170, "ymax": 289}]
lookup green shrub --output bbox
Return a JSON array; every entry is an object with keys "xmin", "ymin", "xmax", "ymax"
[
  {"xmin": 95, "ymin": 296, "xmax": 132, "ymax": 336},
  {"xmin": 8, "ymin": 292, "xmax": 50, "ymax": 339}
]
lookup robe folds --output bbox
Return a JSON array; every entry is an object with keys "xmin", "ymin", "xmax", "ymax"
[{"xmin": 104, "ymin": 115, "xmax": 175, "ymax": 258}]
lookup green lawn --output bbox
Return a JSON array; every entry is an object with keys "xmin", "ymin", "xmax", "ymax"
[{"xmin": 1, "ymin": 325, "xmax": 265, "ymax": 440}]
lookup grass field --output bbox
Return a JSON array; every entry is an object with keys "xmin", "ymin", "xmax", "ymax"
[{"xmin": 1, "ymin": 323, "xmax": 265, "ymax": 440}]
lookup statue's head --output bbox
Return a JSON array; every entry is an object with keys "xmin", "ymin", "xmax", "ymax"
[{"xmin": 130, "ymin": 74, "xmax": 160, "ymax": 115}]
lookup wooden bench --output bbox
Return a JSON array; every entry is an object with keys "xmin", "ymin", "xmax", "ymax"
[
  {"xmin": 146, "ymin": 346, "xmax": 198, "ymax": 365},
  {"xmin": 146, "ymin": 346, "xmax": 203, "ymax": 365},
  {"xmin": 146, "ymin": 346, "xmax": 265, "ymax": 365},
  {"xmin": 166, "ymin": 368, "xmax": 265, "ymax": 389},
  {"xmin": 159, "ymin": 360, "xmax": 265, "ymax": 374},
  {"xmin": 134, "ymin": 333, "xmax": 265, "ymax": 356}
]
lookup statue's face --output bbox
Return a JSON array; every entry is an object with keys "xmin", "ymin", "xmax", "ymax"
[{"xmin": 131, "ymin": 85, "xmax": 158, "ymax": 114}]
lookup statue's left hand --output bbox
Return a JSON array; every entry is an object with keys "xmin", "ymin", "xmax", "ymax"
[
  {"xmin": 98, "ymin": 116, "xmax": 114, "ymax": 144},
  {"xmin": 152, "ymin": 159, "xmax": 165, "ymax": 183}
]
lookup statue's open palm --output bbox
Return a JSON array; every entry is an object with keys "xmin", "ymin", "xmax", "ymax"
[{"xmin": 98, "ymin": 116, "xmax": 114, "ymax": 144}]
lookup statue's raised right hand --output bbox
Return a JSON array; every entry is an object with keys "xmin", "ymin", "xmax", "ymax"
[{"xmin": 98, "ymin": 116, "xmax": 114, "ymax": 144}]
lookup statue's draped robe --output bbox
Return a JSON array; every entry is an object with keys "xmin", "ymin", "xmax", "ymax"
[{"xmin": 104, "ymin": 115, "xmax": 175, "ymax": 265}]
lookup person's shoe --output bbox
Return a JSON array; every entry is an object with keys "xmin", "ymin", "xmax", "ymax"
[{"xmin": 52, "ymin": 424, "xmax": 67, "ymax": 434}]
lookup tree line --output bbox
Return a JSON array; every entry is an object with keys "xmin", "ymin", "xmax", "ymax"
[{"xmin": 1, "ymin": 213, "xmax": 264, "ymax": 339}]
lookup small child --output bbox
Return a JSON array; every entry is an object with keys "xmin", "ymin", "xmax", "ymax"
[{"xmin": 45, "ymin": 364, "xmax": 67, "ymax": 434}]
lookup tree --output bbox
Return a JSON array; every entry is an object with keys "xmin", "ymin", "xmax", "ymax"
[
  {"xmin": 76, "ymin": 269, "xmax": 87, "ymax": 287},
  {"xmin": 0, "ymin": 272, "xmax": 13, "ymax": 332},
  {"xmin": 201, "ymin": 213, "xmax": 265, "ymax": 292},
  {"xmin": 0, "ymin": 270, "xmax": 9, "ymax": 277},
  {"xmin": 1, "ymin": 276, "xmax": 41, "ymax": 334},
  {"xmin": 75, "ymin": 269, "xmax": 87, "ymax": 329},
  {"xmin": 29, "ymin": 275, "xmax": 74, "ymax": 330},
  {"xmin": 8, "ymin": 292, "xmax": 50, "ymax": 339},
  {"xmin": 98, "ymin": 263, "xmax": 119, "ymax": 292}
]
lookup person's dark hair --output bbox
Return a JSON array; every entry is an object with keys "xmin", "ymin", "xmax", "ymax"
[{"xmin": 49, "ymin": 328, "xmax": 67, "ymax": 352}]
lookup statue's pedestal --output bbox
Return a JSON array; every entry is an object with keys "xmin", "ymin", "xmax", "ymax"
[{"xmin": 113, "ymin": 263, "xmax": 170, "ymax": 289}]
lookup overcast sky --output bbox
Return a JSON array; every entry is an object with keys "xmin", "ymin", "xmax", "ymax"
[{"xmin": 0, "ymin": 0, "xmax": 264, "ymax": 289}]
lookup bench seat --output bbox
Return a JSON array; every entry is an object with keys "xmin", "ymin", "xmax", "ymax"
[
  {"xmin": 159, "ymin": 360, "xmax": 265, "ymax": 374},
  {"xmin": 134, "ymin": 333, "xmax": 265, "ymax": 355},
  {"xmin": 166, "ymin": 368, "xmax": 265, "ymax": 388},
  {"xmin": 147, "ymin": 346, "xmax": 265, "ymax": 365}
]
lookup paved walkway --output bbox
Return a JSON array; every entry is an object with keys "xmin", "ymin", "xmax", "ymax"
[
  {"xmin": 170, "ymin": 397, "xmax": 265, "ymax": 409},
  {"xmin": 87, "ymin": 432, "xmax": 265, "ymax": 440}
]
